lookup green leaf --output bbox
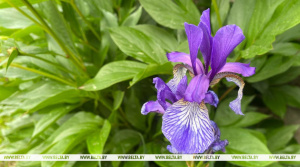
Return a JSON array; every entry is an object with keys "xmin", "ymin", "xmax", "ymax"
[
  {"xmin": 267, "ymin": 125, "xmax": 299, "ymax": 152},
  {"xmin": 87, "ymin": 120, "xmax": 111, "ymax": 154},
  {"xmin": 29, "ymin": 112, "xmax": 103, "ymax": 154},
  {"xmin": 214, "ymin": 96, "xmax": 254, "ymax": 127},
  {"xmin": 112, "ymin": 90, "xmax": 124, "ymax": 111},
  {"xmin": 269, "ymin": 66, "xmax": 300, "ymax": 85},
  {"xmin": 122, "ymin": 6, "xmax": 142, "ymax": 27},
  {"xmin": 139, "ymin": 0, "xmax": 200, "ymax": 29},
  {"xmin": 232, "ymin": 112, "xmax": 269, "ymax": 128},
  {"xmin": 133, "ymin": 25, "xmax": 178, "ymax": 52},
  {"xmin": 278, "ymin": 85, "xmax": 300, "ymax": 108},
  {"xmin": 129, "ymin": 62, "xmax": 173, "ymax": 87},
  {"xmin": 275, "ymin": 24, "xmax": 300, "ymax": 43},
  {"xmin": 271, "ymin": 42, "xmax": 300, "ymax": 57},
  {"xmin": 32, "ymin": 104, "xmax": 77, "ymax": 138},
  {"xmin": 220, "ymin": 127, "xmax": 272, "ymax": 167},
  {"xmin": 124, "ymin": 89, "xmax": 146, "ymax": 131},
  {"xmin": 109, "ymin": 27, "xmax": 167, "ymax": 64},
  {"xmin": 241, "ymin": 0, "xmax": 300, "ymax": 58},
  {"xmin": 80, "ymin": 61, "xmax": 147, "ymax": 91},
  {"xmin": 0, "ymin": 8, "xmax": 33, "ymax": 29},
  {"xmin": 262, "ymin": 87, "xmax": 287, "ymax": 118},
  {"xmin": 0, "ymin": 81, "xmax": 84, "ymax": 117},
  {"xmin": 247, "ymin": 55, "xmax": 294, "ymax": 83},
  {"xmin": 0, "ymin": 0, "xmax": 47, "ymax": 9}
]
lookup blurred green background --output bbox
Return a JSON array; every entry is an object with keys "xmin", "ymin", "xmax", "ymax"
[{"xmin": 0, "ymin": 0, "xmax": 300, "ymax": 166}]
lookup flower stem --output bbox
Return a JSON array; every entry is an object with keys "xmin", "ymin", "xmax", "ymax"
[
  {"xmin": 219, "ymin": 85, "xmax": 236, "ymax": 101},
  {"xmin": 10, "ymin": 63, "xmax": 77, "ymax": 87},
  {"xmin": 212, "ymin": 0, "xmax": 222, "ymax": 28}
]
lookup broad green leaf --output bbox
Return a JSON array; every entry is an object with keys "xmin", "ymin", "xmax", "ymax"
[
  {"xmin": 214, "ymin": 96, "xmax": 254, "ymax": 127},
  {"xmin": 139, "ymin": 0, "xmax": 200, "ymax": 29},
  {"xmin": 275, "ymin": 24, "xmax": 300, "ymax": 43},
  {"xmin": 109, "ymin": 27, "xmax": 167, "ymax": 64},
  {"xmin": 112, "ymin": 90, "xmax": 124, "ymax": 111},
  {"xmin": 271, "ymin": 42, "xmax": 300, "ymax": 57},
  {"xmin": 241, "ymin": 0, "xmax": 300, "ymax": 58},
  {"xmin": 32, "ymin": 104, "xmax": 77, "ymax": 138},
  {"xmin": 267, "ymin": 125, "xmax": 299, "ymax": 152},
  {"xmin": 245, "ymin": 0, "xmax": 285, "ymax": 49},
  {"xmin": 0, "ymin": 81, "xmax": 85, "ymax": 117},
  {"xmin": 87, "ymin": 120, "xmax": 111, "ymax": 154},
  {"xmin": 269, "ymin": 67, "xmax": 300, "ymax": 85},
  {"xmin": 129, "ymin": 62, "xmax": 173, "ymax": 87},
  {"xmin": 133, "ymin": 25, "xmax": 178, "ymax": 52},
  {"xmin": 220, "ymin": 127, "xmax": 272, "ymax": 167},
  {"xmin": 0, "ymin": 0, "xmax": 47, "ymax": 9},
  {"xmin": 247, "ymin": 55, "xmax": 294, "ymax": 83},
  {"xmin": 262, "ymin": 87, "xmax": 287, "ymax": 118},
  {"xmin": 1, "ymin": 114, "xmax": 34, "ymax": 136},
  {"xmin": 232, "ymin": 112, "xmax": 269, "ymax": 128},
  {"xmin": 211, "ymin": 0, "xmax": 230, "ymax": 34},
  {"xmin": 29, "ymin": 112, "xmax": 103, "ymax": 154},
  {"xmin": 122, "ymin": 6, "xmax": 142, "ymax": 27},
  {"xmin": 0, "ymin": 86, "xmax": 17, "ymax": 101},
  {"xmin": 278, "ymin": 85, "xmax": 300, "ymax": 108},
  {"xmin": 124, "ymin": 89, "xmax": 146, "ymax": 131},
  {"xmin": 80, "ymin": 61, "xmax": 147, "ymax": 91},
  {"xmin": 0, "ymin": 8, "xmax": 33, "ymax": 29}
]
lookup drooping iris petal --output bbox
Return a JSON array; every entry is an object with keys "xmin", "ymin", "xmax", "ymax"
[
  {"xmin": 184, "ymin": 23, "xmax": 203, "ymax": 75},
  {"xmin": 204, "ymin": 90, "xmax": 219, "ymax": 107},
  {"xmin": 210, "ymin": 121, "xmax": 228, "ymax": 153},
  {"xmin": 141, "ymin": 100, "xmax": 169, "ymax": 115},
  {"xmin": 166, "ymin": 52, "xmax": 204, "ymax": 74},
  {"xmin": 198, "ymin": 9, "xmax": 213, "ymax": 74},
  {"xmin": 218, "ymin": 62, "xmax": 256, "ymax": 77},
  {"xmin": 162, "ymin": 100, "xmax": 215, "ymax": 154},
  {"xmin": 210, "ymin": 25, "xmax": 245, "ymax": 80},
  {"xmin": 167, "ymin": 145, "xmax": 180, "ymax": 154},
  {"xmin": 184, "ymin": 74, "xmax": 210, "ymax": 104},
  {"xmin": 210, "ymin": 72, "xmax": 245, "ymax": 115},
  {"xmin": 153, "ymin": 77, "xmax": 177, "ymax": 110}
]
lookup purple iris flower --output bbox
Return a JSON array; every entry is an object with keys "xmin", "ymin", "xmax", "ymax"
[{"xmin": 141, "ymin": 9, "xmax": 255, "ymax": 154}]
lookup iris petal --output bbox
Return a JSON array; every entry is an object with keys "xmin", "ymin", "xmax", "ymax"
[
  {"xmin": 162, "ymin": 100, "xmax": 215, "ymax": 154},
  {"xmin": 218, "ymin": 62, "xmax": 256, "ymax": 77},
  {"xmin": 210, "ymin": 25, "xmax": 245, "ymax": 80},
  {"xmin": 210, "ymin": 121, "xmax": 228, "ymax": 153},
  {"xmin": 153, "ymin": 77, "xmax": 177, "ymax": 110},
  {"xmin": 166, "ymin": 52, "xmax": 204, "ymax": 74},
  {"xmin": 204, "ymin": 90, "xmax": 219, "ymax": 107},
  {"xmin": 141, "ymin": 100, "xmax": 169, "ymax": 115},
  {"xmin": 210, "ymin": 72, "xmax": 245, "ymax": 115},
  {"xmin": 184, "ymin": 74, "xmax": 210, "ymax": 104},
  {"xmin": 199, "ymin": 9, "xmax": 213, "ymax": 73},
  {"xmin": 167, "ymin": 64, "xmax": 187, "ymax": 94},
  {"xmin": 184, "ymin": 23, "xmax": 203, "ymax": 75}
]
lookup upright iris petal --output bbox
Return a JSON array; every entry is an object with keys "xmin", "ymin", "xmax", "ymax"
[
  {"xmin": 210, "ymin": 25, "xmax": 245, "ymax": 80},
  {"xmin": 198, "ymin": 9, "xmax": 213, "ymax": 74},
  {"xmin": 184, "ymin": 23, "xmax": 203, "ymax": 75}
]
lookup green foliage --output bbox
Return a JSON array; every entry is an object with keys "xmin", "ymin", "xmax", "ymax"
[{"xmin": 0, "ymin": 0, "xmax": 299, "ymax": 167}]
